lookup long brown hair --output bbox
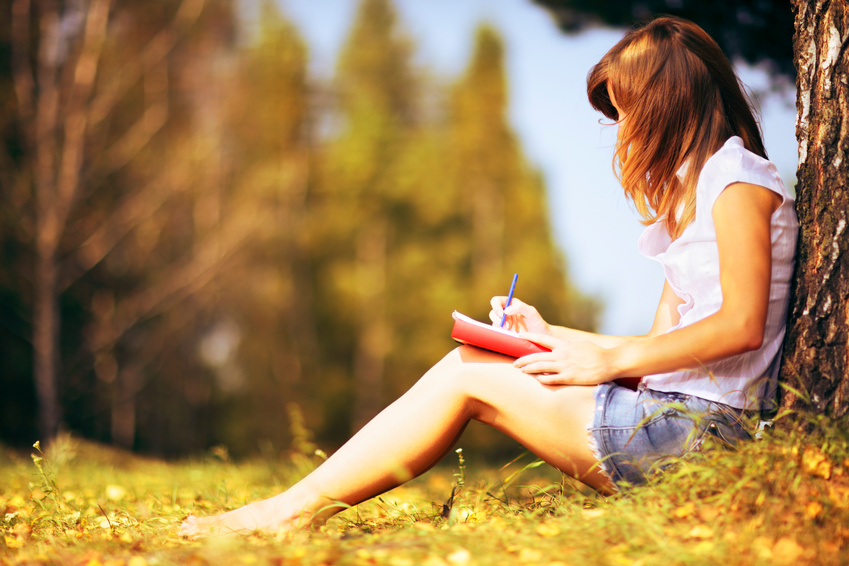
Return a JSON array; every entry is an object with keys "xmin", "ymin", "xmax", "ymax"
[{"xmin": 587, "ymin": 16, "xmax": 766, "ymax": 239}]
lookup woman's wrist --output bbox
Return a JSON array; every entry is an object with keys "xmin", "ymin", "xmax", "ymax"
[{"xmin": 604, "ymin": 341, "xmax": 634, "ymax": 380}]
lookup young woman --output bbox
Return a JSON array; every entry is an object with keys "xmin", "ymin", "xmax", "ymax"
[{"xmin": 179, "ymin": 16, "xmax": 797, "ymax": 537}]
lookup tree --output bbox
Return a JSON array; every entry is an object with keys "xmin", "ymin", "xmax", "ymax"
[
  {"xmin": 449, "ymin": 26, "xmax": 512, "ymax": 299},
  {"xmin": 779, "ymin": 0, "xmax": 849, "ymax": 420},
  {"xmin": 321, "ymin": 0, "xmax": 419, "ymax": 429},
  {"xmin": 532, "ymin": 0, "xmax": 795, "ymax": 79},
  {"xmin": 9, "ymin": 0, "xmax": 115, "ymax": 446},
  {"xmin": 206, "ymin": 0, "xmax": 320, "ymax": 454},
  {"xmin": 3, "ymin": 0, "xmax": 249, "ymax": 447},
  {"xmin": 0, "ymin": 0, "xmax": 601, "ymax": 454},
  {"xmin": 447, "ymin": 25, "xmax": 596, "ymax": 330}
]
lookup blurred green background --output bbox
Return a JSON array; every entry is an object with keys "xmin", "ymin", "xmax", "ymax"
[{"xmin": 0, "ymin": 0, "xmax": 793, "ymax": 459}]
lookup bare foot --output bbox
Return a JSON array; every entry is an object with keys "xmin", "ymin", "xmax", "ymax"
[
  {"xmin": 178, "ymin": 489, "xmax": 346, "ymax": 538},
  {"xmin": 178, "ymin": 496, "xmax": 302, "ymax": 538}
]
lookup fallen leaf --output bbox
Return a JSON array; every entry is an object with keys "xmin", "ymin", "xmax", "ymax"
[
  {"xmin": 752, "ymin": 536, "xmax": 774, "ymax": 561},
  {"xmin": 687, "ymin": 525, "xmax": 714, "ymax": 539},
  {"xmin": 698, "ymin": 506, "xmax": 720, "ymax": 522},
  {"xmin": 802, "ymin": 447, "xmax": 832, "ymax": 479},
  {"xmin": 805, "ymin": 500, "xmax": 823, "ymax": 519},
  {"xmin": 446, "ymin": 548, "xmax": 473, "ymax": 565},
  {"xmin": 773, "ymin": 537, "xmax": 804, "ymax": 565},
  {"xmin": 105, "ymin": 485, "xmax": 127, "ymax": 501},
  {"xmin": 422, "ymin": 556, "xmax": 448, "ymax": 566},
  {"xmin": 536, "ymin": 522, "xmax": 560, "ymax": 537},
  {"xmin": 674, "ymin": 502, "xmax": 695, "ymax": 518},
  {"xmin": 518, "ymin": 548, "xmax": 544, "ymax": 563},
  {"xmin": 4, "ymin": 535, "xmax": 23, "ymax": 549}
]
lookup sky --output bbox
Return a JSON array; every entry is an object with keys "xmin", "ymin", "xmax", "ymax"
[{"xmin": 274, "ymin": 0, "xmax": 798, "ymax": 336}]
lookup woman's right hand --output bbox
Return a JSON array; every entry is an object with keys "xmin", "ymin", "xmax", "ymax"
[{"xmin": 489, "ymin": 297, "xmax": 550, "ymax": 335}]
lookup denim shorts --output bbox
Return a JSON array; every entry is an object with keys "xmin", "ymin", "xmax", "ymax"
[{"xmin": 588, "ymin": 382, "xmax": 753, "ymax": 488}]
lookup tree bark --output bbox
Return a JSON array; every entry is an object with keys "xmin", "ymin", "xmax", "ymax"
[{"xmin": 780, "ymin": 0, "xmax": 849, "ymax": 419}]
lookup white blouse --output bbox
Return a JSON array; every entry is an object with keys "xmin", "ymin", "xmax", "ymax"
[{"xmin": 638, "ymin": 137, "xmax": 798, "ymax": 409}]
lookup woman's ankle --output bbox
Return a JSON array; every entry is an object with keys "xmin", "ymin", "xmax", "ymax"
[{"xmin": 267, "ymin": 484, "xmax": 344, "ymax": 528}]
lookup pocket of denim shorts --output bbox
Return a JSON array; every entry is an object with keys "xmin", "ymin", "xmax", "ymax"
[
  {"xmin": 657, "ymin": 392, "xmax": 694, "ymax": 417},
  {"xmin": 695, "ymin": 417, "xmax": 751, "ymax": 450}
]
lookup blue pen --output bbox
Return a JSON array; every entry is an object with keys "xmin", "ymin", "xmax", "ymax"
[{"xmin": 500, "ymin": 273, "xmax": 519, "ymax": 328}]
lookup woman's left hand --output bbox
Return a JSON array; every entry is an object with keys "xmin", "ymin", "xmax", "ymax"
[{"xmin": 513, "ymin": 332, "xmax": 615, "ymax": 386}]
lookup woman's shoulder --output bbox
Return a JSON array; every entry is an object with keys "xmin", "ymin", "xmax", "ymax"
[
  {"xmin": 705, "ymin": 136, "xmax": 771, "ymax": 172},
  {"xmin": 699, "ymin": 136, "xmax": 785, "ymax": 197}
]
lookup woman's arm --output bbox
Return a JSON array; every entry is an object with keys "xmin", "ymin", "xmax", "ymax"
[
  {"xmin": 514, "ymin": 182, "xmax": 781, "ymax": 384},
  {"xmin": 647, "ymin": 280, "xmax": 685, "ymax": 337},
  {"xmin": 490, "ymin": 297, "xmax": 632, "ymax": 348},
  {"xmin": 492, "ymin": 265, "xmax": 684, "ymax": 349}
]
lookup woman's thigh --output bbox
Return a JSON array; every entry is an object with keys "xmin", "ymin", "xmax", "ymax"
[{"xmin": 418, "ymin": 346, "xmax": 613, "ymax": 492}]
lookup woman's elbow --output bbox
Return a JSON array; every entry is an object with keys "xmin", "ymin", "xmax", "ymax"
[
  {"xmin": 739, "ymin": 327, "xmax": 765, "ymax": 353},
  {"xmin": 732, "ymin": 317, "xmax": 766, "ymax": 354},
  {"xmin": 719, "ymin": 308, "xmax": 765, "ymax": 354}
]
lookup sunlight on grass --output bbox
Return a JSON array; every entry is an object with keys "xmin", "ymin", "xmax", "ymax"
[{"xmin": 1, "ymin": 413, "xmax": 848, "ymax": 565}]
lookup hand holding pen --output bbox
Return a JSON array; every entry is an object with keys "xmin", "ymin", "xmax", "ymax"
[
  {"xmin": 500, "ymin": 273, "xmax": 518, "ymax": 327},
  {"xmin": 490, "ymin": 275, "xmax": 551, "ymax": 335}
]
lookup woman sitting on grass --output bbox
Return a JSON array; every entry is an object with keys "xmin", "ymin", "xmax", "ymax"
[{"xmin": 180, "ymin": 15, "xmax": 798, "ymax": 537}]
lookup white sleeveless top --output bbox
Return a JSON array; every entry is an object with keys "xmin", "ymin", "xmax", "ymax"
[{"xmin": 637, "ymin": 137, "xmax": 798, "ymax": 409}]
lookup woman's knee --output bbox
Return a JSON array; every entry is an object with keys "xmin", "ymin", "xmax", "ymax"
[{"xmin": 416, "ymin": 347, "xmax": 496, "ymax": 399}]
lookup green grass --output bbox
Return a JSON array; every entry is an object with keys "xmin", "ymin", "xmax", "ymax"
[{"xmin": 1, "ymin": 414, "xmax": 848, "ymax": 566}]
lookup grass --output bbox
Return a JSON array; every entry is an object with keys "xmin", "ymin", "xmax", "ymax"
[{"xmin": 1, "ymin": 413, "xmax": 848, "ymax": 566}]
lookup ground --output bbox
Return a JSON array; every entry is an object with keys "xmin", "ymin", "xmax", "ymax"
[{"xmin": 1, "ymin": 413, "xmax": 848, "ymax": 565}]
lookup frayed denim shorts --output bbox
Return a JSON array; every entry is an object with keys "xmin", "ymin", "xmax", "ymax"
[{"xmin": 588, "ymin": 382, "xmax": 753, "ymax": 488}]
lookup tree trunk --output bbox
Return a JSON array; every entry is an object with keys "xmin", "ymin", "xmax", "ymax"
[
  {"xmin": 33, "ymin": 249, "xmax": 61, "ymax": 442},
  {"xmin": 780, "ymin": 0, "xmax": 849, "ymax": 419},
  {"xmin": 30, "ymin": 0, "xmax": 65, "ymax": 444},
  {"xmin": 112, "ymin": 361, "xmax": 142, "ymax": 449}
]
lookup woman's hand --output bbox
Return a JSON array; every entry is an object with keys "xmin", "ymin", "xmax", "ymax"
[
  {"xmin": 490, "ymin": 296, "xmax": 617, "ymax": 384},
  {"xmin": 489, "ymin": 297, "xmax": 550, "ymax": 335},
  {"xmin": 512, "ymin": 332, "xmax": 615, "ymax": 386}
]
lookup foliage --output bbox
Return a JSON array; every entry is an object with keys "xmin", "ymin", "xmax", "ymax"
[
  {"xmin": 0, "ymin": 0, "xmax": 598, "ymax": 456},
  {"xmin": 1, "ymin": 411, "xmax": 848, "ymax": 565},
  {"xmin": 532, "ymin": 0, "xmax": 795, "ymax": 80}
]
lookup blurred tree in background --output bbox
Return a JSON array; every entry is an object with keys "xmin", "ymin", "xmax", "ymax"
[
  {"xmin": 204, "ymin": 0, "xmax": 318, "ymax": 455},
  {"xmin": 0, "ymin": 0, "xmax": 597, "ymax": 457},
  {"xmin": 319, "ymin": 0, "xmax": 421, "ymax": 431},
  {"xmin": 1, "ymin": 0, "xmax": 247, "ymax": 453}
]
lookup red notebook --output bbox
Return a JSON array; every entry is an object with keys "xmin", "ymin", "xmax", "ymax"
[
  {"xmin": 450, "ymin": 311, "xmax": 551, "ymax": 358},
  {"xmin": 450, "ymin": 311, "xmax": 642, "ymax": 390}
]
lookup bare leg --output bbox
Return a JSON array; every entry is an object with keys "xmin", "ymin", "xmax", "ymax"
[{"xmin": 179, "ymin": 346, "xmax": 612, "ymax": 537}]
